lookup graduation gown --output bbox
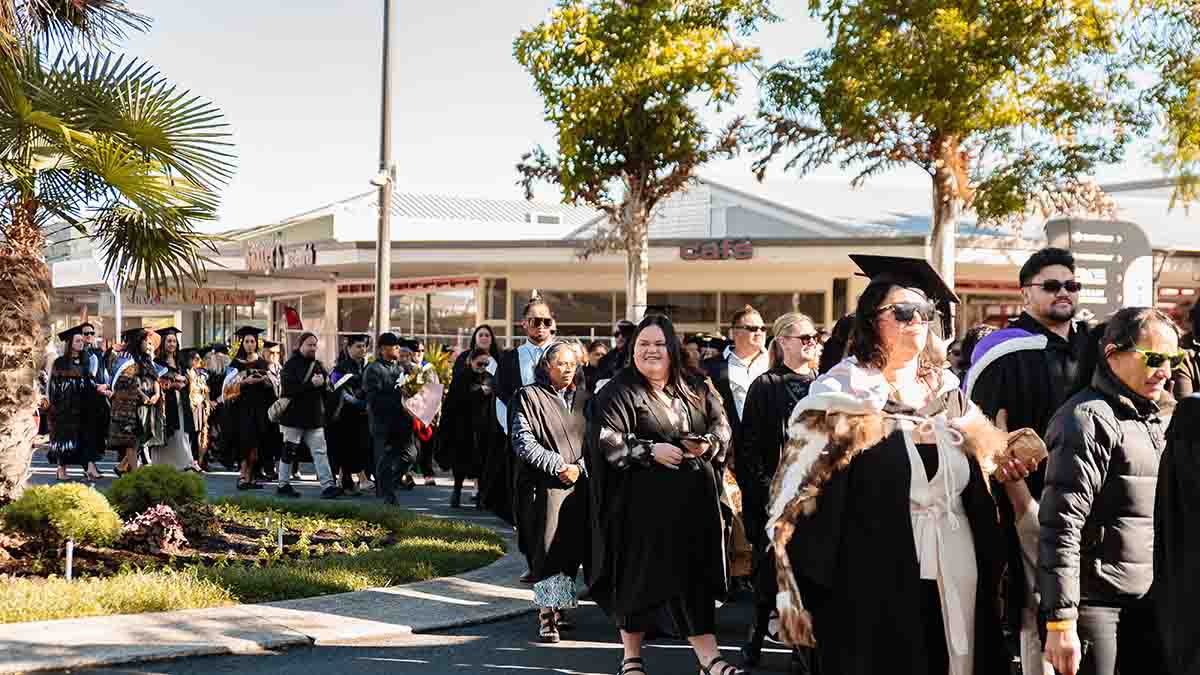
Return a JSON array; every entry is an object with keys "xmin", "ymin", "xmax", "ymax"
[
  {"xmin": 47, "ymin": 355, "xmax": 101, "ymax": 466},
  {"xmin": 511, "ymin": 380, "xmax": 590, "ymax": 582},
  {"xmin": 587, "ymin": 367, "xmax": 732, "ymax": 621},
  {"xmin": 437, "ymin": 366, "xmax": 503, "ymax": 479},
  {"xmin": 221, "ymin": 358, "xmax": 279, "ymax": 463},
  {"xmin": 1154, "ymin": 394, "xmax": 1200, "ymax": 675},
  {"xmin": 482, "ymin": 348, "xmax": 522, "ymax": 524},
  {"xmin": 327, "ymin": 356, "xmax": 371, "ymax": 475},
  {"xmin": 740, "ymin": 366, "xmax": 815, "ymax": 542}
]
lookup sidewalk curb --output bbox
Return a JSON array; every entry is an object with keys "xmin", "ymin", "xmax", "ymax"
[{"xmin": 0, "ymin": 519, "xmax": 531, "ymax": 674}]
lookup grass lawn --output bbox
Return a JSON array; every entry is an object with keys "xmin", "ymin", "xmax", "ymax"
[{"xmin": 0, "ymin": 497, "xmax": 505, "ymax": 624}]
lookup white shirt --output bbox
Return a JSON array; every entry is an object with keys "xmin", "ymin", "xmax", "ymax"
[
  {"xmin": 725, "ymin": 345, "xmax": 768, "ymax": 420},
  {"xmin": 496, "ymin": 341, "xmax": 549, "ymax": 433}
]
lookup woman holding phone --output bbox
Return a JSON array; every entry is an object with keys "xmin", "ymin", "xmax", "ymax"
[{"xmin": 587, "ymin": 314, "xmax": 737, "ymax": 675}]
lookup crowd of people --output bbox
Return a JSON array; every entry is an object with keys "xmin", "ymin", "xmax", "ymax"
[{"xmin": 35, "ymin": 245, "xmax": 1200, "ymax": 675}]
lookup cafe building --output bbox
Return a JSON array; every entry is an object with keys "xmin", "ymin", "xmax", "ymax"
[{"xmin": 49, "ymin": 176, "xmax": 1200, "ymax": 364}]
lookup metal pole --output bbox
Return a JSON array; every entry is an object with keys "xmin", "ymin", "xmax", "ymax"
[{"xmin": 373, "ymin": 0, "xmax": 395, "ymax": 346}]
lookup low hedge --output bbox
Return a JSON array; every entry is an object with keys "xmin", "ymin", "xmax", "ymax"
[
  {"xmin": 108, "ymin": 465, "xmax": 206, "ymax": 517},
  {"xmin": 2, "ymin": 484, "xmax": 123, "ymax": 547}
]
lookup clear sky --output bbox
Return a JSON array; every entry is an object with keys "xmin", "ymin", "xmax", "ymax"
[{"xmin": 121, "ymin": 1, "xmax": 1159, "ymax": 232}]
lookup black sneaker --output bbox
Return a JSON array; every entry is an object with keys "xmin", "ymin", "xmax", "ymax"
[
  {"xmin": 320, "ymin": 486, "xmax": 342, "ymax": 500},
  {"xmin": 276, "ymin": 484, "xmax": 301, "ymax": 498}
]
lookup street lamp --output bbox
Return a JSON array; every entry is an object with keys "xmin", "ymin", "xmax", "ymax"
[{"xmin": 373, "ymin": 0, "xmax": 396, "ymax": 348}]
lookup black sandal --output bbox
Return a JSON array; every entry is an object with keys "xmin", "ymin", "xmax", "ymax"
[
  {"xmin": 699, "ymin": 656, "xmax": 746, "ymax": 675},
  {"xmin": 554, "ymin": 609, "xmax": 574, "ymax": 631},
  {"xmin": 537, "ymin": 609, "xmax": 560, "ymax": 644},
  {"xmin": 237, "ymin": 480, "xmax": 263, "ymax": 491},
  {"xmin": 619, "ymin": 656, "xmax": 646, "ymax": 674}
]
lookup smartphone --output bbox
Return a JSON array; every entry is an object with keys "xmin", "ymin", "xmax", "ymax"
[{"xmin": 679, "ymin": 434, "xmax": 705, "ymax": 443}]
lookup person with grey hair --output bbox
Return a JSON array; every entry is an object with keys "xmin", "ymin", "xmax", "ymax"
[
  {"xmin": 1040, "ymin": 307, "xmax": 1180, "ymax": 675},
  {"xmin": 510, "ymin": 340, "xmax": 591, "ymax": 644}
]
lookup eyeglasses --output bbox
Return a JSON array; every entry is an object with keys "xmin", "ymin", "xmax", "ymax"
[
  {"xmin": 734, "ymin": 324, "xmax": 767, "ymax": 333},
  {"xmin": 878, "ymin": 302, "xmax": 938, "ymax": 324},
  {"xmin": 82, "ymin": 331, "xmax": 95, "ymax": 337},
  {"xmin": 1025, "ymin": 280, "xmax": 1083, "ymax": 294},
  {"xmin": 1129, "ymin": 348, "xmax": 1186, "ymax": 369},
  {"xmin": 779, "ymin": 333, "xmax": 819, "ymax": 344},
  {"xmin": 527, "ymin": 317, "xmax": 554, "ymax": 328}
]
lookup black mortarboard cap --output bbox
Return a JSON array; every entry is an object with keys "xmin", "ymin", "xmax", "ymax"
[
  {"xmin": 262, "ymin": 340, "xmax": 280, "ymax": 350},
  {"xmin": 210, "ymin": 342, "xmax": 230, "ymax": 355},
  {"xmin": 195, "ymin": 345, "xmax": 214, "ymax": 359},
  {"xmin": 345, "ymin": 333, "xmax": 371, "ymax": 345},
  {"xmin": 398, "ymin": 338, "xmax": 420, "ymax": 351},
  {"xmin": 378, "ymin": 332, "xmax": 401, "ymax": 347},
  {"xmin": 234, "ymin": 325, "xmax": 266, "ymax": 338},
  {"xmin": 57, "ymin": 324, "xmax": 90, "ymax": 342},
  {"xmin": 120, "ymin": 327, "xmax": 145, "ymax": 343},
  {"xmin": 157, "ymin": 327, "xmax": 182, "ymax": 337},
  {"xmin": 849, "ymin": 254, "xmax": 959, "ymax": 334}
]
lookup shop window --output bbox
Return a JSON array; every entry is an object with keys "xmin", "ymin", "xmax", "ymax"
[
  {"xmin": 833, "ymin": 278, "xmax": 849, "ymax": 321},
  {"xmin": 484, "ymin": 278, "xmax": 507, "ymax": 322},
  {"xmin": 428, "ymin": 289, "xmax": 477, "ymax": 340},
  {"xmin": 646, "ymin": 292, "xmax": 717, "ymax": 324},
  {"xmin": 389, "ymin": 294, "xmax": 426, "ymax": 336},
  {"xmin": 301, "ymin": 293, "xmax": 325, "ymax": 322},
  {"xmin": 338, "ymin": 297, "xmax": 374, "ymax": 333},
  {"xmin": 721, "ymin": 292, "xmax": 825, "ymax": 328},
  {"xmin": 512, "ymin": 290, "xmax": 615, "ymax": 325}
]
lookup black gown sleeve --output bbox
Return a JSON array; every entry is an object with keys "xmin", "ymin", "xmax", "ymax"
[
  {"xmin": 594, "ymin": 382, "xmax": 654, "ymax": 470},
  {"xmin": 739, "ymin": 374, "xmax": 772, "ymax": 490}
]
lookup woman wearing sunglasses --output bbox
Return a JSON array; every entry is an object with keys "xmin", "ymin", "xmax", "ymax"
[
  {"xmin": 768, "ymin": 255, "xmax": 1034, "ymax": 675},
  {"xmin": 1040, "ymin": 307, "xmax": 1179, "ymax": 675}
]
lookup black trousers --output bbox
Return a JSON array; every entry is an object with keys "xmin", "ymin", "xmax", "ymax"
[
  {"xmin": 375, "ymin": 432, "xmax": 417, "ymax": 501},
  {"xmin": 1075, "ymin": 599, "xmax": 1167, "ymax": 675}
]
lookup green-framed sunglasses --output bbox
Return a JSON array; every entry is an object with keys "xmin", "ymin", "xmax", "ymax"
[{"xmin": 1129, "ymin": 347, "xmax": 1187, "ymax": 369}]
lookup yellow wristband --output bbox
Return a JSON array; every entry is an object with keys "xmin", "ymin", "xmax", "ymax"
[{"xmin": 1046, "ymin": 619, "xmax": 1076, "ymax": 632}]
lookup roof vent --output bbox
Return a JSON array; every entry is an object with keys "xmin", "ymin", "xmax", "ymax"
[{"xmin": 525, "ymin": 212, "xmax": 561, "ymax": 225}]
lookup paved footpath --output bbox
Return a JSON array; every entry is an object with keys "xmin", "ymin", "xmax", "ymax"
[{"xmin": 11, "ymin": 460, "xmax": 795, "ymax": 674}]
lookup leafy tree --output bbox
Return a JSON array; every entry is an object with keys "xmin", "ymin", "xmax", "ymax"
[
  {"xmin": 751, "ymin": 0, "xmax": 1146, "ymax": 294},
  {"xmin": 515, "ymin": 0, "xmax": 773, "ymax": 320},
  {"xmin": 0, "ymin": 0, "xmax": 233, "ymax": 502}
]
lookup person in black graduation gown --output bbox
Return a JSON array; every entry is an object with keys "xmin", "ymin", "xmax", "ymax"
[
  {"xmin": 452, "ymin": 325, "xmax": 500, "ymax": 378},
  {"xmin": 510, "ymin": 341, "xmax": 591, "ymax": 644},
  {"xmin": 327, "ymin": 334, "xmax": 372, "ymax": 495},
  {"xmin": 438, "ymin": 347, "xmax": 504, "ymax": 508},
  {"xmin": 1154, "ymin": 393, "xmax": 1200, "ymax": 675},
  {"xmin": 47, "ymin": 325, "xmax": 104, "ymax": 481},
  {"xmin": 203, "ymin": 343, "xmax": 233, "ymax": 469},
  {"xmin": 768, "ymin": 255, "xmax": 1037, "ymax": 675},
  {"xmin": 222, "ymin": 326, "xmax": 277, "ymax": 490},
  {"xmin": 738, "ymin": 312, "xmax": 819, "ymax": 670},
  {"xmin": 588, "ymin": 314, "xmax": 738, "ymax": 675},
  {"xmin": 153, "ymin": 327, "xmax": 198, "ymax": 471},
  {"xmin": 593, "ymin": 319, "xmax": 635, "ymax": 384},
  {"xmin": 483, "ymin": 298, "xmax": 555, "ymax": 527}
]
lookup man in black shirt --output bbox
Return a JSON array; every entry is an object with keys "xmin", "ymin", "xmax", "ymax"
[{"xmin": 967, "ymin": 246, "xmax": 1091, "ymax": 675}]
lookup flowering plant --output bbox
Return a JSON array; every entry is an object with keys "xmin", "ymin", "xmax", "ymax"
[{"xmin": 399, "ymin": 344, "xmax": 452, "ymax": 427}]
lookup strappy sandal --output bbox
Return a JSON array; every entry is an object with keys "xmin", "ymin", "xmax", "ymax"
[
  {"xmin": 619, "ymin": 656, "xmax": 647, "ymax": 674},
  {"xmin": 537, "ymin": 609, "xmax": 560, "ymax": 643},
  {"xmin": 554, "ymin": 609, "xmax": 574, "ymax": 631},
  {"xmin": 699, "ymin": 656, "xmax": 746, "ymax": 675}
]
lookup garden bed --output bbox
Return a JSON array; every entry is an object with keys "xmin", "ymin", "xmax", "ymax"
[{"xmin": 0, "ymin": 494, "xmax": 505, "ymax": 623}]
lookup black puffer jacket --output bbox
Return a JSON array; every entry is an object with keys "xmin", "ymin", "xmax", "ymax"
[
  {"xmin": 279, "ymin": 352, "xmax": 327, "ymax": 430},
  {"xmin": 1039, "ymin": 360, "xmax": 1174, "ymax": 621}
]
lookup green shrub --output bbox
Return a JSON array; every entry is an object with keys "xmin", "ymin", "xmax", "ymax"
[
  {"xmin": 108, "ymin": 465, "xmax": 206, "ymax": 516},
  {"xmin": 2, "ymin": 484, "xmax": 122, "ymax": 547}
]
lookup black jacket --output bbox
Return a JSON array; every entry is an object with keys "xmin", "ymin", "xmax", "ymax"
[
  {"xmin": 1154, "ymin": 394, "xmax": 1200, "ymax": 675},
  {"xmin": 363, "ymin": 358, "xmax": 413, "ymax": 437},
  {"xmin": 739, "ymin": 366, "xmax": 814, "ymax": 500},
  {"xmin": 279, "ymin": 352, "xmax": 328, "ymax": 429},
  {"xmin": 1039, "ymin": 361, "xmax": 1173, "ymax": 621}
]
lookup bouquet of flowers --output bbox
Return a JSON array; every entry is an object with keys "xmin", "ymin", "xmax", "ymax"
[{"xmin": 399, "ymin": 344, "xmax": 453, "ymax": 430}]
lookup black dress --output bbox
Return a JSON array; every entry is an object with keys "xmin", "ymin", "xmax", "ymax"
[
  {"xmin": 588, "ymin": 367, "xmax": 732, "ymax": 637},
  {"xmin": 327, "ymin": 356, "xmax": 371, "ymax": 476},
  {"xmin": 482, "ymin": 348, "xmax": 522, "ymax": 524},
  {"xmin": 438, "ymin": 367, "xmax": 503, "ymax": 481},
  {"xmin": 47, "ymin": 355, "xmax": 100, "ymax": 467},
  {"xmin": 223, "ymin": 358, "xmax": 279, "ymax": 464}
]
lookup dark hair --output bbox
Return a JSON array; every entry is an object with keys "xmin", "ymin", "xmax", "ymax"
[
  {"xmin": 958, "ymin": 324, "xmax": 997, "ymax": 370},
  {"xmin": 848, "ymin": 281, "xmax": 942, "ymax": 388},
  {"xmin": 523, "ymin": 297, "xmax": 552, "ymax": 319},
  {"xmin": 630, "ymin": 314, "xmax": 703, "ymax": 407},
  {"xmin": 587, "ymin": 339, "xmax": 609, "ymax": 354},
  {"xmin": 730, "ymin": 304, "xmax": 760, "ymax": 327},
  {"xmin": 1019, "ymin": 247, "xmax": 1075, "ymax": 286},
  {"xmin": 296, "ymin": 332, "xmax": 319, "ymax": 351},
  {"xmin": 469, "ymin": 347, "xmax": 491, "ymax": 361},
  {"xmin": 1102, "ymin": 307, "xmax": 1179, "ymax": 353},
  {"xmin": 469, "ymin": 325, "xmax": 500, "ymax": 360},
  {"xmin": 233, "ymin": 333, "xmax": 259, "ymax": 361},
  {"xmin": 534, "ymin": 340, "xmax": 578, "ymax": 389},
  {"xmin": 819, "ymin": 315, "xmax": 854, "ymax": 375}
]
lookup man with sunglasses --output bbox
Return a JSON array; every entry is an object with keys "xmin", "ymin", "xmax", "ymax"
[
  {"xmin": 702, "ymin": 305, "xmax": 770, "ymax": 473},
  {"xmin": 965, "ymin": 246, "xmax": 1093, "ymax": 675}
]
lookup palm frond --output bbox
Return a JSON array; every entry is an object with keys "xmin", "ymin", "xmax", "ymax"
[{"xmin": 1, "ymin": 0, "xmax": 150, "ymax": 55}]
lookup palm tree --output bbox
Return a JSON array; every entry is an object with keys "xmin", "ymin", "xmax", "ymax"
[{"xmin": 0, "ymin": 1, "xmax": 233, "ymax": 501}]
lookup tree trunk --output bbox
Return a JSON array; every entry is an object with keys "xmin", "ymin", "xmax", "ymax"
[
  {"xmin": 0, "ymin": 219, "xmax": 50, "ymax": 503},
  {"xmin": 930, "ymin": 146, "xmax": 962, "ymax": 335},
  {"xmin": 624, "ymin": 220, "xmax": 649, "ymax": 322}
]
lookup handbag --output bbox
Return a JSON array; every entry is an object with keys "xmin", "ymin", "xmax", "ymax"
[{"xmin": 268, "ymin": 362, "xmax": 316, "ymax": 423}]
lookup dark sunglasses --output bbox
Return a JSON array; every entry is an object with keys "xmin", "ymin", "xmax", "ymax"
[
  {"xmin": 878, "ymin": 302, "xmax": 938, "ymax": 324},
  {"xmin": 527, "ymin": 317, "xmax": 554, "ymax": 328},
  {"xmin": 1025, "ymin": 280, "xmax": 1083, "ymax": 294},
  {"xmin": 780, "ymin": 333, "xmax": 819, "ymax": 344},
  {"xmin": 735, "ymin": 324, "xmax": 767, "ymax": 333},
  {"xmin": 82, "ymin": 331, "xmax": 95, "ymax": 337},
  {"xmin": 1130, "ymin": 348, "xmax": 1186, "ymax": 369}
]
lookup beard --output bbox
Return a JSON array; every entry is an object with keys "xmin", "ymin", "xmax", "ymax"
[{"xmin": 1043, "ymin": 302, "xmax": 1076, "ymax": 323}]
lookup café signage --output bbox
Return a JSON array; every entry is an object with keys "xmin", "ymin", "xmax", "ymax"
[
  {"xmin": 1044, "ymin": 218, "xmax": 1153, "ymax": 321},
  {"xmin": 679, "ymin": 239, "xmax": 753, "ymax": 261},
  {"xmin": 124, "ymin": 286, "xmax": 256, "ymax": 307},
  {"xmin": 244, "ymin": 238, "xmax": 318, "ymax": 274}
]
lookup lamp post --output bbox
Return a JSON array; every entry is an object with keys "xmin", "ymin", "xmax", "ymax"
[{"xmin": 373, "ymin": 0, "xmax": 396, "ymax": 347}]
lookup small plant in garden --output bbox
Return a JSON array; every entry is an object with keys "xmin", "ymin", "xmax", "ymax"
[
  {"xmin": 1, "ymin": 484, "xmax": 122, "ymax": 549},
  {"xmin": 120, "ymin": 505, "xmax": 188, "ymax": 556},
  {"xmin": 173, "ymin": 502, "xmax": 222, "ymax": 541},
  {"xmin": 109, "ymin": 465, "xmax": 206, "ymax": 517}
]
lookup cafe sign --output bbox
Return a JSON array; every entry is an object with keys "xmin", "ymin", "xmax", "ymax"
[
  {"xmin": 125, "ymin": 286, "xmax": 256, "ymax": 307},
  {"xmin": 679, "ymin": 239, "xmax": 753, "ymax": 261},
  {"xmin": 244, "ymin": 237, "xmax": 318, "ymax": 274}
]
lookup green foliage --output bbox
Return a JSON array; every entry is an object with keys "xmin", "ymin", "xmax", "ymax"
[
  {"xmin": 2, "ymin": 483, "xmax": 122, "ymax": 547},
  {"xmin": 0, "ymin": 568, "xmax": 234, "ymax": 624},
  {"xmin": 752, "ymin": 0, "xmax": 1145, "ymax": 227},
  {"xmin": 515, "ymin": 1, "xmax": 771, "ymax": 228},
  {"xmin": 108, "ymin": 464, "xmax": 206, "ymax": 517}
]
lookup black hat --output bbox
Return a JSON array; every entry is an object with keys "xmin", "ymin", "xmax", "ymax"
[
  {"xmin": 156, "ymin": 327, "xmax": 182, "ymax": 337},
  {"xmin": 195, "ymin": 345, "xmax": 214, "ymax": 358},
  {"xmin": 378, "ymin": 332, "xmax": 401, "ymax": 347},
  {"xmin": 398, "ymin": 338, "xmax": 420, "ymax": 351},
  {"xmin": 181, "ymin": 347, "xmax": 203, "ymax": 362},
  {"xmin": 345, "ymin": 333, "xmax": 371, "ymax": 346},
  {"xmin": 120, "ymin": 327, "xmax": 146, "ymax": 343},
  {"xmin": 262, "ymin": 340, "xmax": 281, "ymax": 351},
  {"xmin": 209, "ymin": 342, "xmax": 229, "ymax": 355},
  {"xmin": 234, "ymin": 326, "xmax": 266, "ymax": 338},
  {"xmin": 57, "ymin": 323, "xmax": 93, "ymax": 342},
  {"xmin": 849, "ymin": 254, "xmax": 959, "ymax": 334}
]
